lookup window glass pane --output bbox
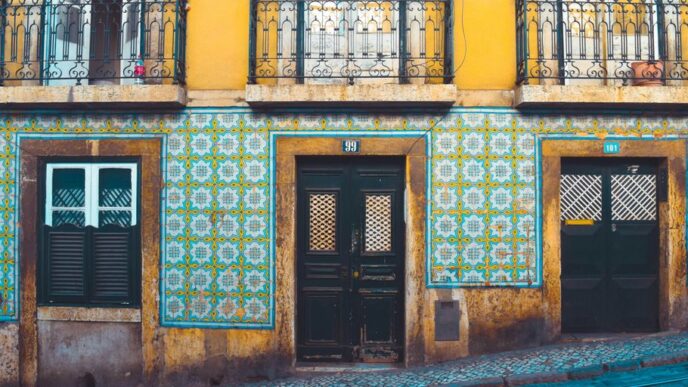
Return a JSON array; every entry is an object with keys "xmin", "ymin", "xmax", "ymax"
[
  {"xmin": 99, "ymin": 168, "xmax": 132, "ymax": 207},
  {"xmin": 53, "ymin": 169, "xmax": 85, "ymax": 207},
  {"xmin": 53, "ymin": 210, "xmax": 85, "ymax": 227},
  {"xmin": 99, "ymin": 210, "xmax": 132, "ymax": 227}
]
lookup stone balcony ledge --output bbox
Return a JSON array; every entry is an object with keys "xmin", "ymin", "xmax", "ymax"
[
  {"xmin": 246, "ymin": 83, "xmax": 457, "ymax": 107},
  {"xmin": 0, "ymin": 84, "xmax": 186, "ymax": 109},
  {"xmin": 515, "ymin": 84, "xmax": 688, "ymax": 108}
]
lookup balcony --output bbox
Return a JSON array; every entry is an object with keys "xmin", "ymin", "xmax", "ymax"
[
  {"xmin": 0, "ymin": 0, "xmax": 187, "ymax": 107},
  {"xmin": 515, "ymin": 0, "xmax": 688, "ymax": 107},
  {"xmin": 246, "ymin": 0, "xmax": 456, "ymax": 106}
]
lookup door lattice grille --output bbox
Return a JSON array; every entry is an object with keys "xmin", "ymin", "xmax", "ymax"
[
  {"xmin": 611, "ymin": 175, "xmax": 657, "ymax": 221},
  {"xmin": 365, "ymin": 194, "xmax": 393, "ymax": 253},
  {"xmin": 560, "ymin": 174, "xmax": 602, "ymax": 221},
  {"xmin": 308, "ymin": 193, "xmax": 337, "ymax": 251}
]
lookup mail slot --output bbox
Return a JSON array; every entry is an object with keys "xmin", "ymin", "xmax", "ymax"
[{"xmin": 434, "ymin": 300, "xmax": 460, "ymax": 341}]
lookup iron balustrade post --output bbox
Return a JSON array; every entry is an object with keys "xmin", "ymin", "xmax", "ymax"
[
  {"xmin": 248, "ymin": 0, "xmax": 257, "ymax": 84},
  {"xmin": 517, "ymin": 0, "xmax": 529, "ymax": 84},
  {"xmin": 656, "ymin": 0, "xmax": 667, "ymax": 83},
  {"xmin": 555, "ymin": 0, "xmax": 565, "ymax": 85},
  {"xmin": 39, "ymin": 0, "xmax": 47, "ymax": 85},
  {"xmin": 0, "ymin": 0, "xmax": 6, "ymax": 86},
  {"xmin": 398, "ymin": 0, "xmax": 408, "ymax": 84},
  {"xmin": 443, "ymin": 0, "xmax": 454, "ymax": 84},
  {"xmin": 296, "ymin": 0, "xmax": 305, "ymax": 84},
  {"xmin": 175, "ymin": 0, "xmax": 187, "ymax": 84},
  {"xmin": 139, "ymin": 0, "xmax": 147, "ymax": 80}
]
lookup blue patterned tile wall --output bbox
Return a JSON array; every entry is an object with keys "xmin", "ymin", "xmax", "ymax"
[{"xmin": 0, "ymin": 108, "xmax": 684, "ymax": 327}]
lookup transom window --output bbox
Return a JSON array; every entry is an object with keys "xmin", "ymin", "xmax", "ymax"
[
  {"xmin": 40, "ymin": 162, "xmax": 140, "ymax": 307},
  {"xmin": 45, "ymin": 163, "xmax": 138, "ymax": 228}
]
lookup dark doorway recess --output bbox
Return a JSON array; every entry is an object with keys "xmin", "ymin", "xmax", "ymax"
[
  {"xmin": 561, "ymin": 158, "xmax": 660, "ymax": 333},
  {"xmin": 296, "ymin": 156, "xmax": 405, "ymax": 362}
]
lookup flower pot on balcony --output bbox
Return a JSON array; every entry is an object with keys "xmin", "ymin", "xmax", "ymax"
[{"xmin": 631, "ymin": 61, "xmax": 664, "ymax": 86}]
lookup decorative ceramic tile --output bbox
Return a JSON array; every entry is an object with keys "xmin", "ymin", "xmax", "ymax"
[{"xmin": 0, "ymin": 109, "xmax": 685, "ymax": 325}]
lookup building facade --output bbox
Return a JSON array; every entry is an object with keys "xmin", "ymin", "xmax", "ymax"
[{"xmin": 1, "ymin": 0, "xmax": 688, "ymax": 385}]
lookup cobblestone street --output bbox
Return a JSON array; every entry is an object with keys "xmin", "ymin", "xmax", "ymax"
[
  {"xmin": 246, "ymin": 332, "xmax": 688, "ymax": 386},
  {"xmin": 545, "ymin": 362, "xmax": 688, "ymax": 386}
]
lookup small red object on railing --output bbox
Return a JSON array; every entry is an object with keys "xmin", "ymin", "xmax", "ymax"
[{"xmin": 135, "ymin": 56, "xmax": 145, "ymax": 84}]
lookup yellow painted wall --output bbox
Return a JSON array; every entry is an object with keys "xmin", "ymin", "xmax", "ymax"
[
  {"xmin": 184, "ymin": 0, "xmax": 517, "ymax": 91},
  {"xmin": 454, "ymin": 0, "xmax": 516, "ymax": 89},
  {"xmin": 186, "ymin": 0, "xmax": 249, "ymax": 90}
]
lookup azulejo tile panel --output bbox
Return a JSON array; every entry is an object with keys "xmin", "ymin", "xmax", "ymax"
[{"xmin": 0, "ymin": 108, "xmax": 685, "ymax": 326}]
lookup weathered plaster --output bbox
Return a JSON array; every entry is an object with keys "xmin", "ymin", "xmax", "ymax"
[
  {"xmin": 0, "ymin": 323, "xmax": 19, "ymax": 387},
  {"xmin": 37, "ymin": 321, "xmax": 143, "ymax": 386}
]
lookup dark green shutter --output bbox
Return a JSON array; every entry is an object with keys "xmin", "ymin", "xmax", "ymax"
[
  {"xmin": 42, "ymin": 224, "xmax": 139, "ymax": 306},
  {"xmin": 43, "ymin": 225, "xmax": 88, "ymax": 304},
  {"xmin": 91, "ymin": 226, "xmax": 138, "ymax": 304}
]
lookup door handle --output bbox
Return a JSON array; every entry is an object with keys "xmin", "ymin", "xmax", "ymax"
[
  {"xmin": 350, "ymin": 227, "xmax": 360, "ymax": 255},
  {"xmin": 611, "ymin": 223, "xmax": 617, "ymax": 232}
]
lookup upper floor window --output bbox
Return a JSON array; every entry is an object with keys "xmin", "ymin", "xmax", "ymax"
[
  {"xmin": 517, "ymin": 0, "xmax": 685, "ymax": 85},
  {"xmin": 0, "ymin": 0, "xmax": 187, "ymax": 86},
  {"xmin": 40, "ymin": 162, "xmax": 140, "ymax": 307},
  {"xmin": 249, "ymin": 0, "xmax": 454, "ymax": 85}
]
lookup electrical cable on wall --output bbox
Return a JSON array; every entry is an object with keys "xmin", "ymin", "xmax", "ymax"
[
  {"xmin": 454, "ymin": 0, "xmax": 468, "ymax": 75},
  {"xmin": 406, "ymin": 0, "xmax": 468, "ymax": 155}
]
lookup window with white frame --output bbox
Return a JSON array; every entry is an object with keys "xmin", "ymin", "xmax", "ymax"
[
  {"xmin": 40, "ymin": 162, "xmax": 140, "ymax": 306},
  {"xmin": 45, "ymin": 163, "xmax": 138, "ymax": 228}
]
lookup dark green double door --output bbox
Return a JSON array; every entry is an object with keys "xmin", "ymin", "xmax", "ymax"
[
  {"xmin": 561, "ymin": 158, "xmax": 659, "ymax": 333},
  {"xmin": 297, "ymin": 157, "xmax": 405, "ymax": 362}
]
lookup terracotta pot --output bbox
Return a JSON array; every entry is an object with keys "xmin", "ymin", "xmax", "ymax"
[{"xmin": 631, "ymin": 60, "xmax": 664, "ymax": 86}]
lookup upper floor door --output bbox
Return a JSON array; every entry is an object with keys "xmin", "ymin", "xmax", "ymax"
[{"xmin": 43, "ymin": 0, "xmax": 141, "ymax": 85}]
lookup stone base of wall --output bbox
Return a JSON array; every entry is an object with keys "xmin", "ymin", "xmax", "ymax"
[
  {"xmin": 0, "ymin": 323, "xmax": 19, "ymax": 387},
  {"xmin": 37, "ymin": 321, "xmax": 143, "ymax": 387}
]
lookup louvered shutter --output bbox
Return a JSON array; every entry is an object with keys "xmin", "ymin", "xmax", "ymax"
[
  {"xmin": 43, "ymin": 225, "xmax": 88, "ymax": 304},
  {"xmin": 91, "ymin": 225, "xmax": 139, "ymax": 304}
]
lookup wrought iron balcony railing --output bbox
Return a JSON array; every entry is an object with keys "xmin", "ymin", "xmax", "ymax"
[
  {"xmin": 0, "ymin": 0, "xmax": 186, "ymax": 86},
  {"xmin": 517, "ymin": 0, "xmax": 688, "ymax": 85},
  {"xmin": 249, "ymin": 0, "xmax": 454, "ymax": 85}
]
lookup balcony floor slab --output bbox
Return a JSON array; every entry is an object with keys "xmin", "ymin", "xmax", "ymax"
[
  {"xmin": 245, "ymin": 83, "xmax": 457, "ymax": 108},
  {"xmin": 515, "ymin": 84, "xmax": 688, "ymax": 109},
  {"xmin": 0, "ymin": 85, "xmax": 186, "ymax": 109}
]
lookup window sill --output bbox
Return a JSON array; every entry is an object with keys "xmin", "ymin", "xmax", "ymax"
[
  {"xmin": 0, "ymin": 84, "xmax": 186, "ymax": 109},
  {"xmin": 514, "ymin": 84, "xmax": 688, "ymax": 108},
  {"xmin": 245, "ymin": 83, "xmax": 457, "ymax": 107},
  {"xmin": 37, "ymin": 306, "xmax": 141, "ymax": 323}
]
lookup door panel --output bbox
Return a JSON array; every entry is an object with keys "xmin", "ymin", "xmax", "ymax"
[
  {"xmin": 297, "ymin": 157, "xmax": 404, "ymax": 363},
  {"xmin": 303, "ymin": 292, "xmax": 342, "ymax": 343},
  {"xmin": 561, "ymin": 158, "xmax": 659, "ymax": 333}
]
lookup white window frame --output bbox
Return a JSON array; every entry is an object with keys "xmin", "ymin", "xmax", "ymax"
[{"xmin": 45, "ymin": 163, "xmax": 138, "ymax": 227}]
